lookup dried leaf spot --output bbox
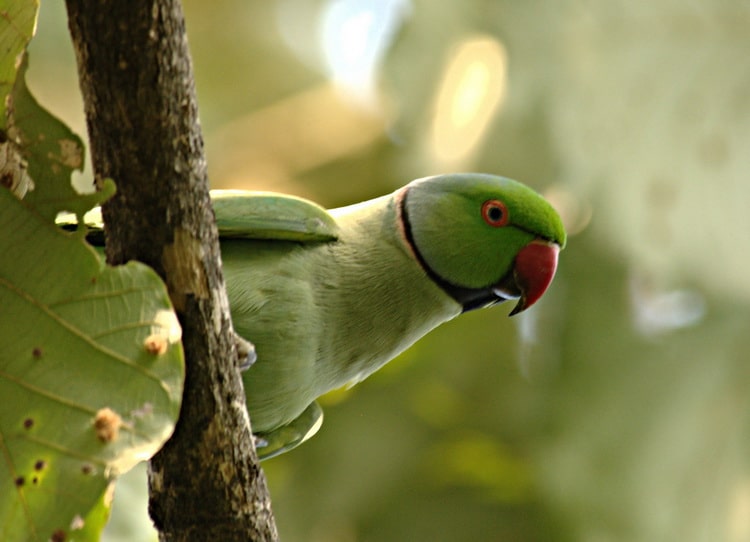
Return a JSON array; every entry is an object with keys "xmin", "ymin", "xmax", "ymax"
[
  {"xmin": 32, "ymin": 346, "xmax": 43, "ymax": 359},
  {"xmin": 57, "ymin": 138, "xmax": 83, "ymax": 169},
  {"xmin": 0, "ymin": 139, "xmax": 34, "ymax": 197},
  {"xmin": 14, "ymin": 476, "xmax": 25, "ymax": 487},
  {"xmin": 144, "ymin": 334, "xmax": 168, "ymax": 355},
  {"xmin": 153, "ymin": 309, "xmax": 182, "ymax": 344},
  {"xmin": 34, "ymin": 459, "xmax": 47, "ymax": 471},
  {"xmin": 70, "ymin": 515, "xmax": 85, "ymax": 531},
  {"xmin": 81, "ymin": 464, "xmax": 94, "ymax": 475},
  {"xmin": 23, "ymin": 418, "xmax": 34, "ymax": 429},
  {"xmin": 93, "ymin": 407, "xmax": 122, "ymax": 443},
  {"xmin": 50, "ymin": 528, "xmax": 67, "ymax": 542}
]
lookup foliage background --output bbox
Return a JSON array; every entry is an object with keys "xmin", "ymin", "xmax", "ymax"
[{"xmin": 27, "ymin": 0, "xmax": 750, "ymax": 540}]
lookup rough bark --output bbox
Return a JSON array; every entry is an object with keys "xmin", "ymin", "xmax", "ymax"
[{"xmin": 65, "ymin": 1, "xmax": 279, "ymax": 540}]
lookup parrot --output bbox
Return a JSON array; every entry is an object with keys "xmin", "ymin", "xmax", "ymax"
[
  {"xmin": 62, "ymin": 173, "xmax": 566, "ymax": 459},
  {"xmin": 212, "ymin": 173, "xmax": 566, "ymax": 458}
]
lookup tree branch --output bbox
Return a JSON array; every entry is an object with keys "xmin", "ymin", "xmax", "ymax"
[{"xmin": 65, "ymin": 1, "xmax": 278, "ymax": 539}]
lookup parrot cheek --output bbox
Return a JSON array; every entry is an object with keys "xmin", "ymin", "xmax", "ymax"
[{"xmin": 506, "ymin": 239, "xmax": 560, "ymax": 316}]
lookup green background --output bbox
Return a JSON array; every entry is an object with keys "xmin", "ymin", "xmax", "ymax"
[{"xmin": 28, "ymin": 1, "xmax": 750, "ymax": 540}]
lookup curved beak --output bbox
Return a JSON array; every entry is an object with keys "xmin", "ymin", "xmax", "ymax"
[{"xmin": 493, "ymin": 239, "xmax": 560, "ymax": 316}]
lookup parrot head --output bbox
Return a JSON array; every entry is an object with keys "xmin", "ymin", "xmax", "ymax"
[{"xmin": 399, "ymin": 173, "xmax": 566, "ymax": 314}]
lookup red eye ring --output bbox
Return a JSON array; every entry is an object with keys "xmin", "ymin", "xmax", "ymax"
[{"xmin": 481, "ymin": 199, "xmax": 509, "ymax": 227}]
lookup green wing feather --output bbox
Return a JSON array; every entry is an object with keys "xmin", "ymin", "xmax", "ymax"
[
  {"xmin": 212, "ymin": 190, "xmax": 339, "ymax": 242},
  {"xmin": 58, "ymin": 190, "xmax": 340, "ymax": 244}
]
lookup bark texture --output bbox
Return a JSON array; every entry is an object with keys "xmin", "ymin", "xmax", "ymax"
[{"xmin": 65, "ymin": 1, "xmax": 279, "ymax": 539}]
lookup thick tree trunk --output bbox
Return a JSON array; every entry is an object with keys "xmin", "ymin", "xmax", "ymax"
[{"xmin": 65, "ymin": 1, "xmax": 279, "ymax": 540}]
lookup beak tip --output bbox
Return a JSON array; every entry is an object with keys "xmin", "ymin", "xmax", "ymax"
[{"xmin": 508, "ymin": 297, "xmax": 527, "ymax": 317}]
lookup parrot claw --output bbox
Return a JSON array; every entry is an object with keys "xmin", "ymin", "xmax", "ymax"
[
  {"xmin": 234, "ymin": 333, "xmax": 257, "ymax": 371},
  {"xmin": 253, "ymin": 401, "xmax": 324, "ymax": 460}
]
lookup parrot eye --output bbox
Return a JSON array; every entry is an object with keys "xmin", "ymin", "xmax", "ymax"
[{"xmin": 481, "ymin": 199, "xmax": 509, "ymax": 227}]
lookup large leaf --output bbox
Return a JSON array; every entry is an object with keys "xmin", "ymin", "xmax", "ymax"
[
  {"xmin": 0, "ymin": 0, "xmax": 38, "ymax": 127},
  {"xmin": 8, "ymin": 56, "xmax": 111, "ymax": 221},
  {"xmin": 0, "ymin": 186, "xmax": 184, "ymax": 541},
  {"xmin": 0, "ymin": 4, "xmax": 184, "ymax": 540},
  {"xmin": 0, "ymin": 0, "xmax": 38, "ymax": 199}
]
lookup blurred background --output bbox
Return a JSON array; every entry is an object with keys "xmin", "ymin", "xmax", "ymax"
[{"xmin": 28, "ymin": 0, "xmax": 750, "ymax": 540}]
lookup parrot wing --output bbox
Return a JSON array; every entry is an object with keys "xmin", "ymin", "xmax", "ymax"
[
  {"xmin": 57, "ymin": 189, "xmax": 340, "ymax": 245},
  {"xmin": 211, "ymin": 190, "xmax": 339, "ymax": 243}
]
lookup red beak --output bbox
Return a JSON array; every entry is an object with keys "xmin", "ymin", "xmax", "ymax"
[{"xmin": 498, "ymin": 240, "xmax": 560, "ymax": 316}]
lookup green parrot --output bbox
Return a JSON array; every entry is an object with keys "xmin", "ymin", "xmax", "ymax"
[
  {"xmin": 62, "ymin": 173, "xmax": 565, "ymax": 459},
  {"xmin": 211, "ymin": 173, "xmax": 566, "ymax": 458}
]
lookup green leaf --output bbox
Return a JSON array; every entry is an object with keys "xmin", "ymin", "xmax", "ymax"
[
  {"xmin": 9, "ymin": 56, "xmax": 112, "ymax": 223},
  {"xmin": 0, "ymin": 187, "xmax": 184, "ymax": 542},
  {"xmin": 0, "ymin": 1, "xmax": 39, "ymax": 199},
  {"xmin": 0, "ymin": 0, "xmax": 38, "ymax": 128}
]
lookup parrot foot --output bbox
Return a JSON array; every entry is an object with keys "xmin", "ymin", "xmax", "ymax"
[
  {"xmin": 234, "ymin": 333, "xmax": 257, "ymax": 371},
  {"xmin": 253, "ymin": 401, "xmax": 324, "ymax": 460}
]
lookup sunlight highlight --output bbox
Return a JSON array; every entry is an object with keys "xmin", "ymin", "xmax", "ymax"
[
  {"xmin": 320, "ymin": 0, "xmax": 410, "ymax": 106},
  {"xmin": 729, "ymin": 480, "xmax": 750, "ymax": 542},
  {"xmin": 628, "ymin": 271, "xmax": 706, "ymax": 336},
  {"xmin": 206, "ymin": 83, "xmax": 384, "ymax": 193},
  {"xmin": 430, "ymin": 36, "xmax": 508, "ymax": 168}
]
